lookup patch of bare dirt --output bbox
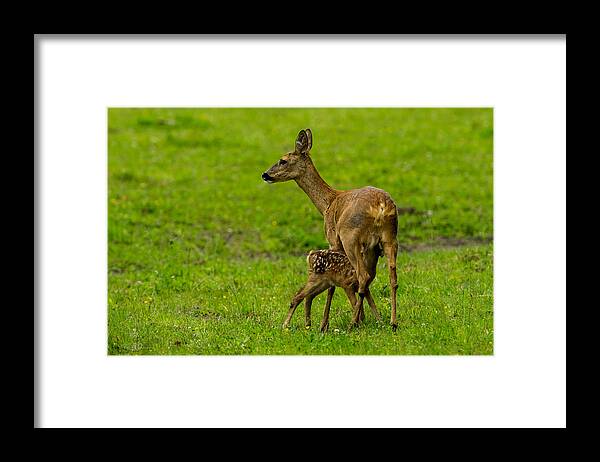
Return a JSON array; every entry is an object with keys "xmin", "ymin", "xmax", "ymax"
[{"xmin": 400, "ymin": 236, "xmax": 493, "ymax": 253}]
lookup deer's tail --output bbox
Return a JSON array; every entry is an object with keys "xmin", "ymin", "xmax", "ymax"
[{"xmin": 372, "ymin": 201, "xmax": 397, "ymax": 226}]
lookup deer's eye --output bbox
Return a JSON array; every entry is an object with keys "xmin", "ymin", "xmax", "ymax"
[{"xmin": 278, "ymin": 159, "xmax": 288, "ymax": 166}]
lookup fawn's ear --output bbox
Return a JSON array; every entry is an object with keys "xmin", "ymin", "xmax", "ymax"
[{"xmin": 295, "ymin": 128, "xmax": 313, "ymax": 154}]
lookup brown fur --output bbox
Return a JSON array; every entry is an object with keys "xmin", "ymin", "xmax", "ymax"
[{"xmin": 263, "ymin": 129, "xmax": 399, "ymax": 330}]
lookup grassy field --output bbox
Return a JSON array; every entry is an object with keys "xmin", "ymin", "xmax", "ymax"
[{"xmin": 108, "ymin": 108, "xmax": 493, "ymax": 355}]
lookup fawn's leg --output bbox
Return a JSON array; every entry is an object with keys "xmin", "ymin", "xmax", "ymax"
[
  {"xmin": 342, "ymin": 287, "xmax": 359, "ymax": 328},
  {"xmin": 304, "ymin": 294, "xmax": 315, "ymax": 328},
  {"xmin": 283, "ymin": 287, "xmax": 307, "ymax": 328},
  {"xmin": 358, "ymin": 300, "xmax": 366, "ymax": 322},
  {"xmin": 320, "ymin": 286, "xmax": 335, "ymax": 333},
  {"xmin": 328, "ymin": 239, "xmax": 364, "ymax": 322},
  {"xmin": 365, "ymin": 288, "xmax": 382, "ymax": 322},
  {"xmin": 299, "ymin": 278, "xmax": 330, "ymax": 329},
  {"xmin": 343, "ymin": 287, "xmax": 358, "ymax": 309}
]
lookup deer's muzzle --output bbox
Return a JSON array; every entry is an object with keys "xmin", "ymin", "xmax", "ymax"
[{"xmin": 262, "ymin": 172, "xmax": 275, "ymax": 183}]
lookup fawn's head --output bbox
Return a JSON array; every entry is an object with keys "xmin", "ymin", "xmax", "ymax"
[{"xmin": 262, "ymin": 129, "xmax": 313, "ymax": 183}]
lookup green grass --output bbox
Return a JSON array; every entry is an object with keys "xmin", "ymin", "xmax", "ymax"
[{"xmin": 108, "ymin": 108, "xmax": 493, "ymax": 355}]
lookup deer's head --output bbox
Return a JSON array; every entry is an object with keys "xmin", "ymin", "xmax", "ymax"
[{"xmin": 262, "ymin": 129, "xmax": 313, "ymax": 183}]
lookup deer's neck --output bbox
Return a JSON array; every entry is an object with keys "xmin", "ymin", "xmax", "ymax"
[{"xmin": 294, "ymin": 159, "xmax": 339, "ymax": 215}]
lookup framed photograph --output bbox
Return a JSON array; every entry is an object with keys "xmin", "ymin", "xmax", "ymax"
[{"xmin": 35, "ymin": 35, "xmax": 566, "ymax": 428}]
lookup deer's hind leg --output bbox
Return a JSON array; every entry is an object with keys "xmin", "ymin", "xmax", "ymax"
[
  {"xmin": 304, "ymin": 280, "xmax": 331, "ymax": 328},
  {"xmin": 365, "ymin": 290, "xmax": 382, "ymax": 322},
  {"xmin": 283, "ymin": 275, "xmax": 330, "ymax": 329},
  {"xmin": 320, "ymin": 286, "xmax": 335, "ymax": 333},
  {"xmin": 382, "ymin": 239, "xmax": 399, "ymax": 331},
  {"xmin": 304, "ymin": 295, "xmax": 315, "ymax": 328},
  {"xmin": 350, "ymin": 248, "xmax": 381, "ymax": 328},
  {"xmin": 363, "ymin": 248, "xmax": 382, "ymax": 323},
  {"xmin": 341, "ymin": 241, "xmax": 371, "ymax": 329}
]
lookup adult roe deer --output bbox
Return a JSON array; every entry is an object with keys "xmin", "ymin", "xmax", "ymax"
[{"xmin": 262, "ymin": 129, "xmax": 399, "ymax": 330}]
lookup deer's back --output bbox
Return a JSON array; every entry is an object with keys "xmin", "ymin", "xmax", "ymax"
[
  {"xmin": 307, "ymin": 250, "xmax": 358, "ymax": 288},
  {"xmin": 325, "ymin": 186, "xmax": 398, "ymax": 249}
]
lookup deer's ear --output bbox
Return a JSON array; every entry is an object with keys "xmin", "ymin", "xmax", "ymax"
[
  {"xmin": 295, "ymin": 128, "xmax": 312, "ymax": 154},
  {"xmin": 305, "ymin": 129, "xmax": 312, "ymax": 151}
]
